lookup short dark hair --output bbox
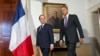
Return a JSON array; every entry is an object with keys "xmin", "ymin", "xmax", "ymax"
[
  {"xmin": 39, "ymin": 15, "xmax": 45, "ymax": 20},
  {"xmin": 62, "ymin": 5, "xmax": 68, "ymax": 9}
]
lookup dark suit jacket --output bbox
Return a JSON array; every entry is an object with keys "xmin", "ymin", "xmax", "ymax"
[
  {"xmin": 60, "ymin": 14, "xmax": 84, "ymax": 43},
  {"xmin": 36, "ymin": 23, "xmax": 54, "ymax": 48}
]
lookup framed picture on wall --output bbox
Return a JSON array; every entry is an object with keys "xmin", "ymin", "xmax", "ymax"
[{"xmin": 43, "ymin": 3, "xmax": 66, "ymax": 33}]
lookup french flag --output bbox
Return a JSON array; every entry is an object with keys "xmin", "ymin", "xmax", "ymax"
[{"xmin": 9, "ymin": 0, "xmax": 33, "ymax": 56}]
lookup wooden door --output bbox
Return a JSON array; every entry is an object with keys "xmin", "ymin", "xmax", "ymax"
[{"xmin": 0, "ymin": 0, "xmax": 17, "ymax": 56}]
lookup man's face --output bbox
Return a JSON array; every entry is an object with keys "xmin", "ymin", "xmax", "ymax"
[
  {"xmin": 61, "ymin": 7, "xmax": 68, "ymax": 16},
  {"xmin": 39, "ymin": 16, "xmax": 45, "ymax": 24}
]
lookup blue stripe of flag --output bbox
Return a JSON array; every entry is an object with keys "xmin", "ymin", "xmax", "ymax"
[{"xmin": 12, "ymin": 0, "xmax": 25, "ymax": 25}]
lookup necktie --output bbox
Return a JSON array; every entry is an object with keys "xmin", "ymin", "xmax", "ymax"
[
  {"xmin": 64, "ymin": 16, "xmax": 68, "ymax": 27},
  {"xmin": 39, "ymin": 25, "xmax": 43, "ymax": 31}
]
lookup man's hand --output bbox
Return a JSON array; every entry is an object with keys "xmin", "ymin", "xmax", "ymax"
[
  {"xmin": 80, "ymin": 38, "xmax": 84, "ymax": 45},
  {"xmin": 36, "ymin": 46, "xmax": 40, "ymax": 49},
  {"xmin": 50, "ymin": 44, "xmax": 54, "ymax": 51},
  {"xmin": 59, "ymin": 40, "xmax": 63, "ymax": 47}
]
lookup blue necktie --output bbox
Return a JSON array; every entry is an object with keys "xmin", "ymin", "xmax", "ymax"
[{"xmin": 64, "ymin": 16, "xmax": 68, "ymax": 27}]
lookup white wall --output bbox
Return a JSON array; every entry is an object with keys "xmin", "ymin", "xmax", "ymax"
[
  {"xmin": 30, "ymin": 0, "xmax": 43, "ymax": 44},
  {"xmin": 86, "ymin": 0, "xmax": 100, "ymax": 9},
  {"xmin": 31, "ymin": 0, "xmax": 42, "ymax": 29}
]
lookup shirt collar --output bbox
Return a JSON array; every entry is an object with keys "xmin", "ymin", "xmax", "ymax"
[
  {"xmin": 40, "ymin": 23, "xmax": 45, "ymax": 27},
  {"xmin": 65, "ymin": 13, "xmax": 69, "ymax": 18},
  {"xmin": 42, "ymin": 24, "xmax": 45, "ymax": 26}
]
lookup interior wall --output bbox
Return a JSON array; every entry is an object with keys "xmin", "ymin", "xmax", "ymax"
[
  {"xmin": 86, "ymin": 0, "xmax": 100, "ymax": 9},
  {"xmin": 30, "ymin": 0, "xmax": 42, "ymax": 45}
]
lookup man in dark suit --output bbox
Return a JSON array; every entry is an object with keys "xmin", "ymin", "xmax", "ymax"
[
  {"xmin": 59, "ymin": 6, "xmax": 84, "ymax": 56},
  {"xmin": 36, "ymin": 15, "xmax": 54, "ymax": 56}
]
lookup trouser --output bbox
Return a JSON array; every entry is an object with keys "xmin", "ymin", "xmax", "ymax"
[
  {"xmin": 66, "ymin": 42, "xmax": 77, "ymax": 56},
  {"xmin": 40, "ymin": 48, "xmax": 50, "ymax": 56}
]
